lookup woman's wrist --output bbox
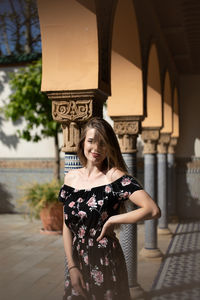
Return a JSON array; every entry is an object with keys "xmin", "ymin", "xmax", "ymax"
[{"xmin": 68, "ymin": 265, "xmax": 79, "ymax": 272}]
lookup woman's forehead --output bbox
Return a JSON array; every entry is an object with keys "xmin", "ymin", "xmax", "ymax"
[{"xmin": 85, "ymin": 128, "xmax": 104, "ymax": 141}]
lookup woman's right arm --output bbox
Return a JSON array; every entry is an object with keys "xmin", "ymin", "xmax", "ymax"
[
  {"xmin": 62, "ymin": 211, "xmax": 75, "ymax": 268},
  {"xmin": 62, "ymin": 209, "xmax": 87, "ymax": 298}
]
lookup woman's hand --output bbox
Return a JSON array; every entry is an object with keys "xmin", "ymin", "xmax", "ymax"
[
  {"xmin": 69, "ymin": 267, "xmax": 87, "ymax": 299},
  {"xmin": 96, "ymin": 216, "xmax": 116, "ymax": 241}
]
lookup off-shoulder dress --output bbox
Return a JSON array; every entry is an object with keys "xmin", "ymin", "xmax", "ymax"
[{"xmin": 58, "ymin": 174, "xmax": 143, "ymax": 300}]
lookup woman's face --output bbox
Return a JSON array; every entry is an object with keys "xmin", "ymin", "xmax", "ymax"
[{"xmin": 84, "ymin": 128, "xmax": 107, "ymax": 166}]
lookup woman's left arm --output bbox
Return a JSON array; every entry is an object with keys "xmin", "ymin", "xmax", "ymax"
[{"xmin": 97, "ymin": 190, "xmax": 161, "ymax": 241}]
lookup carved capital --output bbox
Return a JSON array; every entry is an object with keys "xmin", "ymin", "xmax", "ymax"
[
  {"xmin": 157, "ymin": 133, "xmax": 171, "ymax": 154},
  {"xmin": 114, "ymin": 121, "xmax": 139, "ymax": 135},
  {"xmin": 52, "ymin": 99, "xmax": 92, "ymax": 122},
  {"xmin": 141, "ymin": 129, "xmax": 160, "ymax": 154},
  {"xmin": 47, "ymin": 89, "xmax": 107, "ymax": 123},
  {"xmin": 112, "ymin": 118, "xmax": 141, "ymax": 153},
  {"xmin": 168, "ymin": 137, "xmax": 178, "ymax": 154},
  {"xmin": 46, "ymin": 89, "xmax": 108, "ymax": 153}
]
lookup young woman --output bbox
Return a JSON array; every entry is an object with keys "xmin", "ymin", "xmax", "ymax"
[{"xmin": 58, "ymin": 117, "xmax": 160, "ymax": 300}]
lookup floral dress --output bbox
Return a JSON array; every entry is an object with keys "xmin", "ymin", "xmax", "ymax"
[{"xmin": 58, "ymin": 174, "xmax": 143, "ymax": 300}]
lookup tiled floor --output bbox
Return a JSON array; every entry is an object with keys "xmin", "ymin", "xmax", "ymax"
[
  {"xmin": 0, "ymin": 214, "xmax": 177, "ymax": 300},
  {"xmin": 151, "ymin": 220, "xmax": 200, "ymax": 300}
]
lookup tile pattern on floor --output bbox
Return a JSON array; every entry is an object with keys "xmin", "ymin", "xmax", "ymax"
[{"xmin": 151, "ymin": 221, "xmax": 200, "ymax": 300}]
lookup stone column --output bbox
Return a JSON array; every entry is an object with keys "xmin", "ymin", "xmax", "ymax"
[
  {"xmin": 140, "ymin": 129, "xmax": 163, "ymax": 259},
  {"xmin": 157, "ymin": 133, "xmax": 172, "ymax": 235},
  {"xmin": 113, "ymin": 118, "xmax": 144, "ymax": 299},
  {"xmin": 48, "ymin": 89, "xmax": 107, "ymax": 288},
  {"xmin": 167, "ymin": 137, "xmax": 178, "ymax": 221}
]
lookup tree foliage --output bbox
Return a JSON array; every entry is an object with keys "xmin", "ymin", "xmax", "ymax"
[{"xmin": 4, "ymin": 59, "xmax": 60, "ymax": 142}]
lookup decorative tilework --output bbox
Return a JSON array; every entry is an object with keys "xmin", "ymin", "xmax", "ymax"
[{"xmin": 151, "ymin": 221, "xmax": 200, "ymax": 300}]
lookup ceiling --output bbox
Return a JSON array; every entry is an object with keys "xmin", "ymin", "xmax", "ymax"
[{"xmin": 151, "ymin": 0, "xmax": 200, "ymax": 74}]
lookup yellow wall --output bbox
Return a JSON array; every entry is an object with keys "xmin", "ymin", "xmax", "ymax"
[
  {"xmin": 161, "ymin": 71, "xmax": 173, "ymax": 133},
  {"xmin": 172, "ymin": 87, "xmax": 179, "ymax": 137},
  {"xmin": 107, "ymin": 0, "xmax": 143, "ymax": 117},
  {"xmin": 142, "ymin": 44, "xmax": 162, "ymax": 128},
  {"xmin": 37, "ymin": 0, "xmax": 98, "ymax": 91}
]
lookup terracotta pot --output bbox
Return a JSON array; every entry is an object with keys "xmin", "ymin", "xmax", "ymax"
[{"xmin": 40, "ymin": 202, "xmax": 63, "ymax": 234}]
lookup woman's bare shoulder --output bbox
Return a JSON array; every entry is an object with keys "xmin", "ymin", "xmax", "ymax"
[
  {"xmin": 107, "ymin": 168, "xmax": 125, "ymax": 182},
  {"xmin": 64, "ymin": 168, "xmax": 84, "ymax": 186}
]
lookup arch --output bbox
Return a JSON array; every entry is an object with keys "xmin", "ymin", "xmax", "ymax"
[
  {"xmin": 142, "ymin": 43, "xmax": 162, "ymax": 128},
  {"xmin": 37, "ymin": 0, "xmax": 98, "ymax": 91},
  {"xmin": 172, "ymin": 87, "xmax": 179, "ymax": 137},
  {"xmin": 161, "ymin": 71, "xmax": 173, "ymax": 133},
  {"xmin": 107, "ymin": 0, "xmax": 143, "ymax": 117}
]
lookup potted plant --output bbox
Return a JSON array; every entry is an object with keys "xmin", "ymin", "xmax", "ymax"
[{"xmin": 18, "ymin": 180, "xmax": 63, "ymax": 235}]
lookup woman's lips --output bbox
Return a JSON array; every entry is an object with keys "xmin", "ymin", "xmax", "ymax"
[{"xmin": 91, "ymin": 152, "xmax": 100, "ymax": 158}]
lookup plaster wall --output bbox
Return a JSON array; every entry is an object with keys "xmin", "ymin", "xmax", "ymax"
[
  {"xmin": 176, "ymin": 75, "xmax": 200, "ymax": 157},
  {"xmin": 175, "ymin": 75, "xmax": 200, "ymax": 219},
  {"xmin": 37, "ymin": 0, "xmax": 98, "ymax": 91},
  {"xmin": 0, "ymin": 67, "xmax": 64, "ymax": 158}
]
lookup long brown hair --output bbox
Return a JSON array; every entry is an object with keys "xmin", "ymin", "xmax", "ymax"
[{"xmin": 77, "ymin": 117, "xmax": 127, "ymax": 173}]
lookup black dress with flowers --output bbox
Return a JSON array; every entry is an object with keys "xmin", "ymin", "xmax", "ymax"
[{"xmin": 58, "ymin": 174, "xmax": 143, "ymax": 300}]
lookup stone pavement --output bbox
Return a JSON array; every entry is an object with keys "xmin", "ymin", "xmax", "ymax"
[
  {"xmin": 0, "ymin": 214, "xmax": 177, "ymax": 300},
  {"xmin": 150, "ymin": 220, "xmax": 200, "ymax": 300}
]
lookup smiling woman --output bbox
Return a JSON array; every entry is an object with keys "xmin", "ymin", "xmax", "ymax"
[{"xmin": 58, "ymin": 117, "xmax": 160, "ymax": 300}]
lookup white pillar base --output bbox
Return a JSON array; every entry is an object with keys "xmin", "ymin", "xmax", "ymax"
[
  {"xmin": 139, "ymin": 247, "xmax": 163, "ymax": 260},
  {"xmin": 129, "ymin": 284, "xmax": 144, "ymax": 300},
  {"xmin": 158, "ymin": 227, "xmax": 172, "ymax": 236}
]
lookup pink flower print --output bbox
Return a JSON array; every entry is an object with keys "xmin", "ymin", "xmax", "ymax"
[
  {"xmin": 60, "ymin": 189, "xmax": 66, "ymax": 198},
  {"xmin": 113, "ymin": 203, "xmax": 119, "ymax": 210},
  {"xmin": 98, "ymin": 237, "xmax": 108, "ymax": 248},
  {"xmin": 82, "ymin": 238, "xmax": 85, "ymax": 243},
  {"xmin": 98, "ymin": 200, "xmax": 104, "ymax": 206},
  {"xmin": 119, "ymin": 191, "xmax": 129, "ymax": 200},
  {"xmin": 76, "ymin": 244, "xmax": 80, "ymax": 251},
  {"xmin": 104, "ymin": 290, "xmax": 113, "ymax": 300},
  {"xmin": 101, "ymin": 211, "xmax": 108, "ymax": 221},
  {"xmin": 72, "ymin": 211, "xmax": 75, "ymax": 215},
  {"xmin": 105, "ymin": 256, "xmax": 109, "ymax": 266},
  {"xmin": 65, "ymin": 279, "xmax": 70, "ymax": 288},
  {"xmin": 89, "ymin": 228, "xmax": 96, "ymax": 237},
  {"xmin": 77, "ymin": 197, "xmax": 84, "ymax": 203},
  {"xmin": 78, "ymin": 211, "xmax": 87, "ymax": 219},
  {"xmin": 86, "ymin": 282, "xmax": 90, "ymax": 291},
  {"xmin": 92, "ymin": 295, "xmax": 96, "ymax": 300},
  {"xmin": 78, "ymin": 225, "xmax": 86, "ymax": 238},
  {"xmin": 83, "ymin": 254, "xmax": 89, "ymax": 265},
  {"xmin": 91, "ymin": 267, "xmax": 104, "ymax": 286},
  {"xmin": 65, "ymin": 214, "xmax": 68, "ymax": 220},
  {"xmin": 72, "ymin": 289, "xmax": 80, "ymax": 296},
  {"xmin": 80, "ymin": 249, "xmax": 84, "ymax": 256},
  {"xmin": 112, "ymin": 274, "xmax": 117, "ymax": 282},
  {"xmin": 88, "ymin": 238, "xmax": 94, "ymax": 247},
  {"xmin": 87, "ymin": 196, "xmax": 97, "ymax": 208},
  {"xmin": 105, "ymin": 185, "xmax": 112, "ymax": 193},
  {"xmin": 121, "ymin": 177, "xmax": 131, "ymax": 186},
  {"xmin": 68, "ymin": 201, "xmax": 75, "ymax": 208},
  {"xmin": 100, "ymin": 258, "xmax": 104, "ymax": 265}
]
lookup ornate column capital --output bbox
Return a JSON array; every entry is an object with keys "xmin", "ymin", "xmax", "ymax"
[
  {"xmin": 46, "ymin": 89, "xmax": 107, "ymax": 152},
  {"xmin": 157, "ymin": 133, "xmax": 171, "ymax": 154},
  {"xmin": 168, "ymin": 137, "xmax": 178, "ymax": 154},
  {"xmin": 112, "ymin": 117, "xmax": 141, "ymax": 153},
  {"xmin": 141, "ymin": 129, "xmax": 160, "ymax": 154}
]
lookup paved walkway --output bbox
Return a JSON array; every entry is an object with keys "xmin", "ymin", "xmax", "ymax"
[
  {"xmin": 150, "ymin": 220, "xmax": 200, "ymax": 300},
  {"xmin": 0, "ymin": 214, "xmax": 178, "ymax": 300}
]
